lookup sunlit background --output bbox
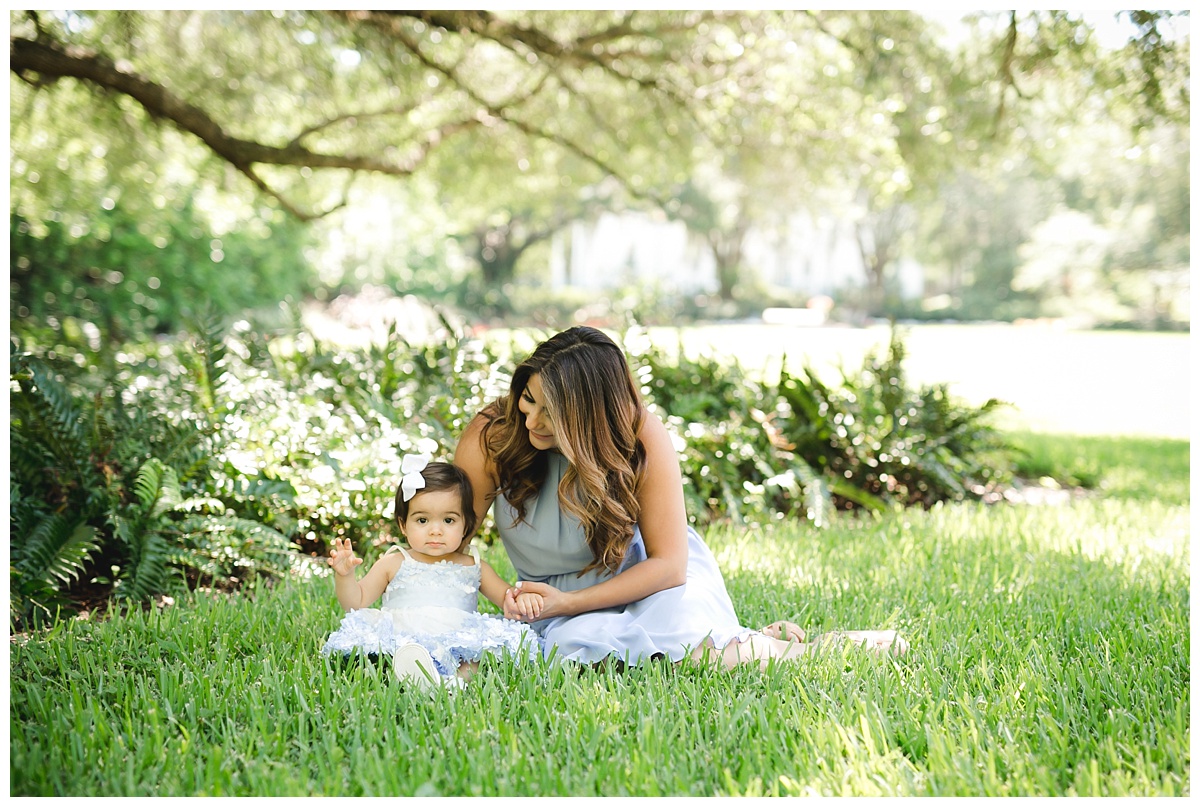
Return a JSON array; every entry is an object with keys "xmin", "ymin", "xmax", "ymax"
[{"xmin": 9, "ymin": 9, "xmax": 1191, "ymax": 438}]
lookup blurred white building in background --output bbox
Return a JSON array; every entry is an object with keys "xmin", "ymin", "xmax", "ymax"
[{"xmin": 548, "ymin": 210, "xmax": 924, "ymax": 302}]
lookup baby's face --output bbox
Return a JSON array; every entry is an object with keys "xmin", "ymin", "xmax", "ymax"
[{"xmin": 402, "ymin": 489, "xmax": 467, "ymax": 558}]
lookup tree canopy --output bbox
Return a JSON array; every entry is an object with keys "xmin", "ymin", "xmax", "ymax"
[
  {"xmin": 13, "ymin": 10, "xmax": 749, "ymax": 217},
  {"xmin": 9, "ymin": 9, "xmax": 1190, "ymax": 329}
]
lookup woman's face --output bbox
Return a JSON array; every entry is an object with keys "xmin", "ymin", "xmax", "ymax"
[{"xmin": 518, "ymin": 374, "xmax": 558, "ymax": 450}]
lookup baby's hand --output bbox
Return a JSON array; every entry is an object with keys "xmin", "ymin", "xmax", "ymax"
[
  {"xmin": 514, "ymin": 590, "xmax": 544, "ymax": 619},
  {"xmin": 328, "ymin": 537, "xmax": 363, "ymax": 577}
]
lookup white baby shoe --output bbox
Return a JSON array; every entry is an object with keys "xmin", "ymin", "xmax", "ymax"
[{"xmin": 393, "ymin": 643, "xmax": 441, "ymax": 691}]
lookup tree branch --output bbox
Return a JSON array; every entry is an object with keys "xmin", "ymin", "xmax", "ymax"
[
  {"xmin": 233, "ymin": 164, "xmax": 346, "ymax": 222},
  {"xmin": 347, "ymin": 10, "xmax": 704, "ymax": 121},
  {"xmin": 287, "ymin": 104, "xmax": 418, "ymax": 148},
  {"xmin": 804, "ymin": 10, "xmax": 868, "ymax": 59},
  {"xmin": 10, "ymin": 35, "xmax": 421, "ymax": 177},
  {"xmin": 994, "ymin": 11, "xmax": 1027, "ymax": 134},
  {"xmin": 372, "ymin": 19, "xmax": 659, "ymax": 204}
]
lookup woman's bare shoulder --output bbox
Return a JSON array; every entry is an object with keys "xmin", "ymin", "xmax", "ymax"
[
  {"xmin": 636, "ymin": 406, "xmax": 674, "ymax": 447},
  {"xmin": 458, "ymin": 408, "xmax": 496, "ymax": 452},
  {"xmin": 635, "ymin": 407, "xmax": 683, "ymax": 476}
]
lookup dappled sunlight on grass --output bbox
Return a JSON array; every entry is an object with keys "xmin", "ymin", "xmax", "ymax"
[
  {"xmin": 1009, "ymin": 431, "xmax": 1190, "ymax": 503},
  {"xmin": 1045, "ymin": 500, "xmax": 1189, "ymax": 566},
  {"xmin": 709, "ymin": 527, "xmax": 822, "ymax": 586},
  {"xmin": 971, "ymin": 495, "xmax": 1184, "ymax": 553}
]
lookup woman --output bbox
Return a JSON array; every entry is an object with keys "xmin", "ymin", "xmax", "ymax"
[{"xmin": 454, "ymin": 326, "xmax": 904, "ymax": 669}]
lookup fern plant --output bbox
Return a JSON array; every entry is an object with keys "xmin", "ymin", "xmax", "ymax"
[
  {"xmin": 631, "ymin": 335, "xmax": 832, "ymax": 527},
  {"xmin": 9, "ymin": 346, "xmax": 113, "ymax": 627},
  {"xmin": 110, "ymin": 459, "xmax": 183, "ymax": 602},
  {"xmin": 179, "ymin": 306, "xmax": 229, "ymax": 418},
  {"xmin": 10, "ymin": 332, "xmax": 300, "ymax": 631},
  {"xmin": 9, "ymin": 486, "xmax": 102, "ymax": 628},
  {"xmin": 629, "ymin": 323, "xmax": 1010, "ymax": 527},
  {"xmin": 109, "ymin": 458, "xmax": 298, "ymax": 600},
  {"xmin": 776, "ymin": 325, "xmax": 1011, "ymax": 511}
]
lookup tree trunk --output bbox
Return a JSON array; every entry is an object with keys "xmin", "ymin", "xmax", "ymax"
[
  {"xmin": 708, "ymin": 223, "xmax": 748, "ymax": 302},
  {"xmin": 473, "ymin": 216, "xmax": 565, "ymax": 290},
  {"xmin": 855, "ymin": 222, "xmax": 890, "ymax": 317},
  {"xmin": 475, "ymin": 225, "xmax": 522, "ymax": 288}
]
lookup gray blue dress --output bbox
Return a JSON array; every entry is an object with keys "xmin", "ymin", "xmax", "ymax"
[{"xmin": 496, "ymin": 452, "xmax": 758, "ymax": 665}]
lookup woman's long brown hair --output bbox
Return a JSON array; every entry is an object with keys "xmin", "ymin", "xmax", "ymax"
[{"xmin": 481, "ymin": 326, "xmax": 646, "ymax": 575}]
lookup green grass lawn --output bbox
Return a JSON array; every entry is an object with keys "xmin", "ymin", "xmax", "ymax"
[{"xmin": 9, "ymin": 433, "xmax": 1189, "ymax": 796}]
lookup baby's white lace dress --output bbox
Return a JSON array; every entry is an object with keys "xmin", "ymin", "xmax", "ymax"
[{"xmin": 321, "ymin": 546, "xmax": 539, "ymax": 676}]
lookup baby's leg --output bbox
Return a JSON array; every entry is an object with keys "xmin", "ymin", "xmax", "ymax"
[{"xmin": 455, "ymin": 660, "xmax": 479, "ymax": 681}]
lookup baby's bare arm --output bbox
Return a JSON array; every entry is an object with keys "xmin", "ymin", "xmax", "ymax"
[
  {"xmin": 329, "ymin": 538, "xmax": 398, "ymax": 610},
  {"xmin": 479, "ymin": 559, "xmax": 518, "ymax": 610}
]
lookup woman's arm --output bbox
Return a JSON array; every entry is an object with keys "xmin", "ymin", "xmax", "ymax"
[
  {"xmin": 453, "ymin": 413, "xmax": 499, "ymax": 537},
  {"xmin": 504, "ymin": 411, "xmax": 689, "ymax": 620}
]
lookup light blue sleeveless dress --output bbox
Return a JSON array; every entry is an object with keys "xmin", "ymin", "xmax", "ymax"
[
  {"xmin": 496, "ymin": 452, "xmax": 758, "ymax": 665},
  {"xmin": 322, "ymin": 545, "xmax": 540, "ymax": 676}
]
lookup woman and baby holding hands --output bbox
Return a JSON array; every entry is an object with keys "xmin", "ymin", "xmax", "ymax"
[{"xmin": 323, "ymin": 326, "xmax": 905, "ymax": 690}]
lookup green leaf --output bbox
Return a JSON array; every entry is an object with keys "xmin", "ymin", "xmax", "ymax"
[{"xmin": 13, "ymin": 514, "xmax": 101, "ymax": 590}]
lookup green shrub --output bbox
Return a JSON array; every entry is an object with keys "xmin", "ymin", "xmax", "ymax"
[
  {"xmin": 8, "ymin": 325, "xmax": 298, "ymax": 630},
  {"xmin": 774, "ymin": 327, "xmax": 1012, "ymax": 511},
  {"xmin": 633, "ymin": 335, "xmax": 828, "ymax": 527},
  {"xmin": 211, "ymin": 312, "xmax": 511, "ymax": 556},
  {"xmin": 633, "ymin": 325, "xmax": 1012, "ymax": 526}
]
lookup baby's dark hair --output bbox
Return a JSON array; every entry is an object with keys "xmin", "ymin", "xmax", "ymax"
[{"xmin": 393, "ymin": 461, "xmax": 477, "ymax": 539}]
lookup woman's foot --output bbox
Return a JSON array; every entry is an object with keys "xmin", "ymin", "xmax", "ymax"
[
  {"xmin": 393, "ymin": 643, "xmax": 441, "ymax": 690},
  {"xmin": 813, "ymin": 629, "xmax": 908, "ymax": 656},
  {"xmin": 761, "ymin": 620, "xmax": 807, "ymax": 643}
]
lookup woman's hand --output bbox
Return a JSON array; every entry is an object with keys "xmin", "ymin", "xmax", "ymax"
[
  {"xmin": 328, "ymin": 537, "xmax": 363, "ymax": 577},
  {"xmin": 504, "ymin": 581, "xmax": 570, "ymax": 622},
  {"xmin": 762, "ymin": 620, "xmax": 806, "ymax": 642}
]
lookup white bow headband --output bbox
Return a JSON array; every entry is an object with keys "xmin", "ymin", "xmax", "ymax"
[{"xmin": 400, "ymin": 452, "xmax": 433, "ymax": 502}]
